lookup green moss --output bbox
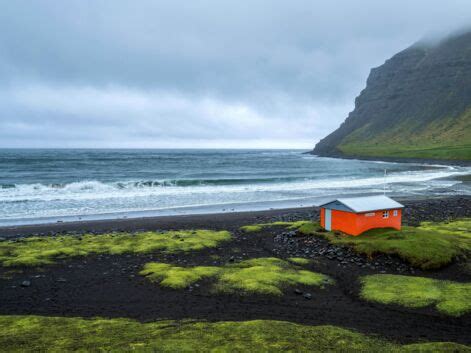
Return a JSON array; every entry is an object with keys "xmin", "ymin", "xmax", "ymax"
[
  {"xmin": 295, "ymin": 221, "xmax": 323, "ymax": 235},
  {"xmin": 288, "ymin": 257, "xmax": 311, "ymax": 265},
  {"xmin": 1, "ymin": 315, "xmax": 469, "ymax": 352},
  {"xmin": 327, "ymin": 220, "xmax": 470, "ymax": 270},
  {"xmin": 361, "ymin": 274, "xmax": 471, "ymax": 316},
  {"xmin": 140, "ymin": 263, "xmax": 220, "ymax": 289},
  {"xmin": 0, "ymin": 230, "xmax": 231, "ymax": 267},
  {"xmin": 339, "ymin": 143, "xmax": 471, "ymax": 160},
  {"xmin": 402, "ymin": 342, "xmax": 471, "ymax": 352},
  {"xmin": 337, "ymin": 108, "xmax": 471, "ymax": 160},
  {"xmin": 240, "ymin": 221, "xmax": 313, "ymax": 233},
  {"xmin": 215, "ymin": 258, "xmax": 330, "ymax": 296},
  {"xmin": 285, "ymin": 219, "xmax": 471, "ymax": 270},
  {"xmin": 240, "ymin": 224, "xmax": 265, "ymax": 232},
  {"xmin": 140, "ymin": 257, "xmax": 332, "ymax": 296}
]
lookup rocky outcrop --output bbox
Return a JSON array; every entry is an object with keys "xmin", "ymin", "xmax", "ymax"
[{"xmin": 312, "ymin": 31, "xmax": 471, "ymax": 160}]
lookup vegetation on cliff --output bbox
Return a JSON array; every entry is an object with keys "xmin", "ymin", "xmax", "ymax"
[{"xmin": 313, "ymin": 31, "xmax": 471, "ymax": 161}]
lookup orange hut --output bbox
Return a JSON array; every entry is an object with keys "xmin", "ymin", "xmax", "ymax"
[{"xmin": 319, "ymin": 195, "xmax": 404, "ymax": 236}]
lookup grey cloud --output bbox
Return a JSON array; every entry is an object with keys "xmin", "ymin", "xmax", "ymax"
[{"xmin": 0, "ymin": 0, "xmax": 470, "ymax": 148}]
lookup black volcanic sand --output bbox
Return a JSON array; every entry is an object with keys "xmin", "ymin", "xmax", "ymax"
[{"xmin": 0, "ymin": 196, "xmax": 470, "ymax": 345}]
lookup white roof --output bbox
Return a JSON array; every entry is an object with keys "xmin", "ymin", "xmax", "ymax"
[{"xmin": 319, "ymin": 195, "xmax": 404, "ymax": 213}]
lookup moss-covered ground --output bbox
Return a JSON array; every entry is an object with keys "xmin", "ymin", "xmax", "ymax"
[
  {"xmin": 360, "ymin": 274, "xmax": 471, "ymax": 317},
  {"xmin": 1, "ymin": 315, "xmax": 469, "ymax": 352},
  {"xmin": 242, "ymin": 219, "xmax": 471, "ymax": 270},
  {"xmin": 240, "ymin": 220, "xmax": 312, "ymax": 233},
  {"xmin": 140, "ymin": 257, "xmax": 331, "ymax": 295},
  {"xmin": 0, "ymin": 230, "xmax": 231, "ymax": 267},
  {"xmin": 321, "ymin": 220, "xmax": 471, "ymax": 270}
]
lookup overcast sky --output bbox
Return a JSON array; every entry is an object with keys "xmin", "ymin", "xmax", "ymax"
[{"xmin": 1, "ymin": 1, "xmax": 470, "ymax": 149}]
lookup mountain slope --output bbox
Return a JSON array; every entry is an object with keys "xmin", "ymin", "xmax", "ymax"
[{"xmin": 312, "ymin": 31, "xmax": 471, "ymax": 161}]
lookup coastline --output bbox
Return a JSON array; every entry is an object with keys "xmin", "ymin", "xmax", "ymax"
[
  {"xmin": 1, "ymin": 194, "xmax": 470, "ymax": 238},
  {"xmin": 2, "ymin": 151, "xmax": 470, "ymax": 229},
  {"xmin": 307, "ymin": 151, "xmax": 471, "ymax": 167}
]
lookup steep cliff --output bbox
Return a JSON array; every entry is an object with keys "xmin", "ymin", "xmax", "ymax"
[{"xmin": 312, "ymin": 31, "xmax": 471, "ymax": 161}]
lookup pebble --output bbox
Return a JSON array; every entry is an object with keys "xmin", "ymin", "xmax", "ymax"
[
  {"xmin": 303, "ymin": 293, "xmax": 312, "ymax": 300},
  {"xmin": 21, "ymin": 280, "xmax": 31, "ymax": 287}
]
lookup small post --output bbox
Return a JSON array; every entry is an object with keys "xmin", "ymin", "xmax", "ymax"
[{"xmin": 383, "ymin": 169, "xmax": 387, "ymax": 195}]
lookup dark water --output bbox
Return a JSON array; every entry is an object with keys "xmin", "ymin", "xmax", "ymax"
[{"xmin": 0, "ymin": 149, "xmax": 469, "ymax": 225}]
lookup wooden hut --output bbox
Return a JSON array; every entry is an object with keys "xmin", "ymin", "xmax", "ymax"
[{"xmin": 319, "ymin": 195, "xmax": 404, "ymax": 236}]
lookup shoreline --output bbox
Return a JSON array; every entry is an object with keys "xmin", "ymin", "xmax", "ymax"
[
  {"xmin": 308, "ymin": 151, "xmax": 471, "ymax": 167},
  {"xmin": 1, "ymin": 152, "xmax": 470, "ymax": 230},
  {"xmin": 1, "ymin": 194, "xmax": 470, "ymax": 238}
]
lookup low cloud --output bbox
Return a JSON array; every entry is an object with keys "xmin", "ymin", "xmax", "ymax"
[
  {"xmin": 0, "ymin": 1, "xmax": 470, "ymax": 148},
  {"xmin": 1, "ymin": 83, "xmax": 351, "ymax": 148}
]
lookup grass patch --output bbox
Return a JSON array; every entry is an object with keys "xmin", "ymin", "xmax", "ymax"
[
  {"xmin": 361, "ymin": 274, "xmax": 471, "ymax": 316},
  {"xmin": 0, "ymin": 230, "xmax": 231, "ymax": 267},
  {"xmin": 281, "ymin": 219, "xmax": 471, "ymax": 270},
  {"xmin": 288, "ymin": 257, "xmax": 311, "ymax": 265},
  {"xmin": 140, "ymin": 257, "xmax": 331, "ymax": 296},
  {"xmin": 139, "ymin": 263, "xmax": 220, "ymax": 289},
  {"xmin": 338, "ymin": 143, "xmax": 471, "ymax": 160},
  {"xmin": 324, "ymin": 220, "xmax": 471, "ymax": 270},
  {"xmin": 1, "ymin": 315, "xmax": 470, "ymax": 352},
  {"xmin": 337, "ymin": 109, "xmax": 471, "ymax": 161},
  {"xmin": 240, "ymin": 221, "xmax": 312, "ymax": 233}
]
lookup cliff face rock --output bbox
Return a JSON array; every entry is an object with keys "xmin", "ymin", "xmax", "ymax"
[{"xmin": 312, "ymin": 31, "xmax": 471, "ymax": 161}]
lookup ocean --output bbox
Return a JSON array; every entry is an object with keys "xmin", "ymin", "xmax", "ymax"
[{"xmin": 0, "ymin": 149, "xmax": 470, "ymax": 226}]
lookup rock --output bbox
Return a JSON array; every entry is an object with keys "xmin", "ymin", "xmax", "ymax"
[
  {"xmin": 294, "ymin": 288, "xmax": 302, "ymax": 295},
  {"xmin": 312, "ymin": 31, "xmax": 471, "ymax": 159},
  {"xmin": 56, "ymin": 278, "xmax": 67, "ymax": 283},
  {"xmin": 21, "ymin": 280, "xmax": 31, "ymax": 287},
  {"xmin": 303, "ymin": 293, "xmax": 312, "ymax": 300}
]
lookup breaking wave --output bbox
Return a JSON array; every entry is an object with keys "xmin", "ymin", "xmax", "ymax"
[
  {"xmin": 0, "ymin": 167, "xmax": 468, "ymax": 204},
  {"xmin": 1, "ymin": 149, "xmax": 470, "ymax": 224}
]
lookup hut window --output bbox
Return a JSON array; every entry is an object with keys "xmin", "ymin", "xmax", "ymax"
[
  {"xmin": 393, "ymin": 210, "xmax": 398, "ymax": 216},
  {"xmin": 382, "ymin": 211, "xmax": 389, "ymax": 219}
]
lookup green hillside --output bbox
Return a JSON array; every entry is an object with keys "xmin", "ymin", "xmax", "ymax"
[
  {"xmin": 313, "ymin": 31, "xmax": 471, "ymax": 161},
  {"xmin": 338, "ymin": 109, "xmax": 471, "ymax": 160}
]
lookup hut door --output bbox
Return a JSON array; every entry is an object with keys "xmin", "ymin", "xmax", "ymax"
[{"xmin": 325, "ymin": 209, "xmax": 332, "ymax": 231}]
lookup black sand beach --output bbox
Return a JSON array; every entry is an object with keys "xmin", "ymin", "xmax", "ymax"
[
  {"xmin": 0, "ymin": 195, "xmax": 470, "ymax": 345},
  {"xmin": 1, "ymin": 195, "xmax": 470, "ymax": 239}
]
